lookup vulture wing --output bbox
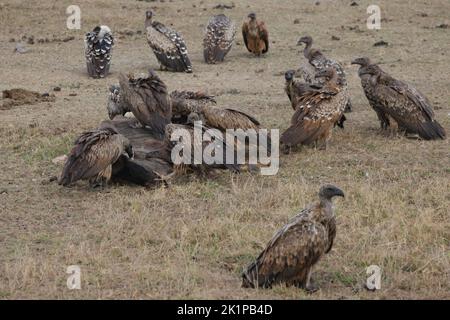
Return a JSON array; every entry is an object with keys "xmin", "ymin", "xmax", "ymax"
[
  {"xmin": 242, "ymin": 205, "xmax": 329, "ymax": 288},
  {"xmin": 203, "ymin": 14, "xmax": 236, "ymax": 63},
  {"xmin": 241, "ymin": 22, "xmax": 251, "ymax": 53},
  {"xmin": 202, "ymin": 107, "xmax": 260, "ymax": 130},
  {"xmin": 84, "ymin": 26, "xmax": 114, "ymax": 78},
  {"xmin": 258, "ymin": 21, "xmax": 269, "ymax": 54},
  {"xmin": 374, "ymin": 79, "xmax": 446, "ymax": 139},
  {"xmin": 119, "ymin": 71, "xmax": 172, "ymax": 137},
  {"xmin": 146, "ymin": 22, "xmax": 192, "ymax": 73},
  {"xmin": 280, "ymin": 88, "xmax": 344, "ymax": 147},
  {"xmin": 170, "ymin": 90, "xmax": 216, "ymax": 117},
  {"xmin": 59, "ymin": 128, "xmax": 125, "ymax": 186}
]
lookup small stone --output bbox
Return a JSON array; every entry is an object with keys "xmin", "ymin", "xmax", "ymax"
[
  {"xmin": 350, "ymin": 1, "xmax": 358, "ymax": 6},
  {"xmin": 69, "ymin": 93, "xmax": 77, "ymax": 96},
  {"xmin": 53, "ymin": 86, "xmax": 61, "ymax": 92},
  {"xmin": 14, "ymin": 43, "xmax": 29, "ymax": 54},
  {"xmin": 331, "ymin": 35, "xmax": 341, "ymax": 41},
  {"xmin": 293, "ymin": 18, "xmax": 300, "ymax": 24},
  {"xmin": 373, "ymin": 40, "xmax": 389, "ymax": 47},
  {"xmin": 52, "ymin": 155, "xmax": 68, "ymax": 165}
]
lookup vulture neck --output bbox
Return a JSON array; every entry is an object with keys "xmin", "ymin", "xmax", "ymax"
[
  {"xmin": 145, "ymin": 19, "xmax": 153, "ymax": 29},
  {"xmin": 318, "ymin": 198, "xmax": 334, "ymax": 219},
  {"xmin": 303, "ymin": 41, "xmax": 313, "ymax": 60}
]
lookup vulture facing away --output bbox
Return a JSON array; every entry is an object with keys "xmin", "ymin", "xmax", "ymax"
[
  {"xmin": 59, "ymin": 126, "xmax": 133, "ymax": 188},
  {"xmin": 297, "ymin": 36, "xmax": 352, "ymax": 113},
  {"xmin": 280, "ymin": 68, "xmax": 348, "ymax": 152},
  {"xmin": 84, "ymin": 25, "xmax": 114, "ymax": 78},
  {"xmin": 203, "ymin": 14, "xmax": 236, "ymax": 64},
  {"xmin": 145, "ymin": 10, "xmax": 192, "ymax": 73},
  {"xmin": 242, "ymin": 184, "xmax": 344, "ymax": 291},
  {"xmin": 242, "ymin": 13, "xmax": 269, "ymax": 56},
  {"xmin": 356, "ymin": 62, "xmax": 446, "ymax": 140},
  {"xmin": 107, "ymin": 70, "xmax": 172, "ymax": 138}
]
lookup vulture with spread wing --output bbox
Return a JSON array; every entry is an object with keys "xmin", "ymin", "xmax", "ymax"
[
  {"xmin": 280, "ymin": 68, "xmax": 348, "ymax": 152},
  {"xmin": 59, "ymin": 126, "xmax": 133, "ymax": 188},
  {"xmin": 84, "ymin": 25, "xmax": 114, "ymax": 78},
  {"xmin": 107, "ymin": 70, "xmax": 172, "ymax": 138},
  {"xmin": 297, "ymin": 36, "xmax": 352, "ymax": 113},
  {"xmin": 242, "ymin": 13, "xmax": 269, "ymax": 56},
  {"xmin": 145, "ymin": 10, "xmax": 192, "ymax": 73},
  {"xmin": 163, "ymin": 123, "xmax": 241, "ymax": 175},
  {"xmin": 242, "ymin": 184, "xmax": 344, "ymax": 291},
  {"xmin": 203, "ymin": 14, "xmax": 236, "ymax": 64},
  {"xmin": 357, "ymin": 63, "xmax": 446, "ymax": 140}
]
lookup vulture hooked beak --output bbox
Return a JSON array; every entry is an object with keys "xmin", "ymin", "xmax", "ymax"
[
  {"xmin": 125, "ymin": 145, "xmax": 134, "ymax": 159},
  {"xmin": 332, "ymin": 186, "xmax": 345, "ymax": 198}
]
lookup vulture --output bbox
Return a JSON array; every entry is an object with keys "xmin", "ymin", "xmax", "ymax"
[
  {"xmin": 107, "ymin": 69, "xmax": 172, "ymax": 138},
  {"xmin": 242, "ymin": 184, "xmax": 344, "ymax": 291},
  {"xmin": 242, "ymin": 13, "xmax": 269, "ymax": 56},
  {"xmin": 203, "ymin": 14, "xmax": 236, "ymax": 64},
  {"xmin": 297, "ymin": 36, "xmax": 352, "ymax": 113},
  {"xmin": 170, "ymin": 90, "xmax": 217, "ymax": 123},
  {"xmin": 280, "ymin": 68, "xmax": 348, "ymax": 152},
  {"xmin": 351, "ymin": 57, "xmax": 392, "ymax": 130},
  {"xmin": 285, "ymin": 70, "xmax": 346, "ymax": 129},
  {"xmin": 163, "ymin": 123, "xmax": 241, "ymax": 175},
  {"xmin": 84, "ymin": 25, "xmax": 114, "ymax": 78},
  {"xmin": 145, "ymin": 10, "xmax": 192, "ymax": 73},
  {"xmin": 356, "ymin": 63, "xmax": 446, "ymax": 140},
  {"xmin": 59, "ymin": 126, "xmax": 133, "ymax": 188}
]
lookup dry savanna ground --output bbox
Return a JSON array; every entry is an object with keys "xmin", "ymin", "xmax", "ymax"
[{"xmin": 0, "ymin": 0, "xmax": 449, "ymax": 299}]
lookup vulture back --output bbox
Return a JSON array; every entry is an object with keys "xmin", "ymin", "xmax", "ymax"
[{"xmin": 203, "ymin": 14, "xmax": 236, "ymax": 63}]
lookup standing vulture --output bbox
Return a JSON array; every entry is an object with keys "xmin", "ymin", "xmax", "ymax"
[
  {"xmin": 242, "ymin": 184, "xmax": 344, "ymax": 291},
  {"xmin": 84, "ymin": 25, "xmax": 114, "ymax": 78},
  {"xmin": 107, "ymin": 69, "xmax": 172, "ymax": 138},
  {"xmin": 280, "ymin": 68, "xmax": 348, "ymax": 152},
  {"xmin": 145, "ymin": 10, "xmax": 192, "ymax": 73},
  {"xmin": 203, "ymin": 14, "xmax": 236, "ymax": 64},
  {"xmin": 356, "ymin": 63, "xmax": 446, "ymax": 140},
  {"xmin": 297, "ymin": 36, "xmax": 352, "ymax": 113},
  {"xmin": 351, "ymin": 57, "xmax": 392, "ymax": 130},
  {"xmin": 59, "ymin": 126, "xmax": 133, "ymax": 188},
  {"xmin": 242, "ymin": 13, "xmax": 269, "ymax": 56}
]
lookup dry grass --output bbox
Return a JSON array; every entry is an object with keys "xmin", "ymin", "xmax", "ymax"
[{"xmin": 0, "ymin": 0, "xmax": 449, "ymax": 299}]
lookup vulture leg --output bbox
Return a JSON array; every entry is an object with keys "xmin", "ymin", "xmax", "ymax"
[
  {"xmin": 89, "ymin": 165, "xmax": 112, "ymax": 188},
  {"xmin": 344, "ymin": 99, "xmax": 353, "ymax": 113},
  {"xmin": 304, "ymin": 267, "xmax": 319, "ymax": 293}
]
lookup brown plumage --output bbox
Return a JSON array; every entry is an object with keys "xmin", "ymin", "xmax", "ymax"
[
  {"xmin": 115, "ymin": 69, "xmax": 172, "ymax": 138},
  {"xmin": 280, "ymin": 68, "xmax": 348, "ymax": 151},
  {"xmin": 297, "ymin": 36, "xmax": 352, "ymax": 113},
  {"xmin": 145, "ymin": 10, "xmax": 192, "ymax": 73},
  {"xmin": 170, "ymin": 91, "xmax": 260, "ymax": 131},
  {"xmin": 59, "ymin": 126, "xmax": 133, "ymax": 187},
  {"xmin": 351, "ymin": 57, "xmax": 392, "ymax": 130},
  {"xmin": 358, "ymin": 63, "xmax": 446, "ymax": 140},
  {"xmin": 203, "ymin": 14, "xmax": 236, "ymax": 64},
  {"xmin": 163, "ymin": 123, "xmax": 241, "ymax": 175},
  {"xmin": 242, "ymin": 13, "xmax": 269, "ymax": 56},
  {"xmin": 242, "ymin": 184, "xmax": 344, "ymax": 291}
]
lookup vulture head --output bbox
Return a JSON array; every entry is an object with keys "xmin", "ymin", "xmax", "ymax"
[
  {"xmin": 97, "ymin": 25, "xmax": 112, "ymax": 39},
  {"xmin": 107, "ymin": 85, "xmax": 127, "ymax": 120},
  {"xmin": 284, "ymin": 70, "xmax": 296, "ymax": 82},
  {"xmin": 351, "ymin": 57, "xmax": 372, "ymax": 67},
  {"xmin": 297, "ymin": 35, "xmax": 313, "ymax": 46},
  {"xmin": 120, "ymin": 136, "xmax": 134, "ymax": 159},
  {"xmin": 247, "ymin": 13, "xmax": 256, "ymax": 20},
  {"xmin": 187, "ymin": 112, "xmax": 205, "ymax": 125},
  {"xmin": 359, "ymin": 64, "xmax": 382, "ymax": 84},
  {"xmin": 145, "ymin": 10, "xmax": 154, "ymax": 28},
  {"xmin": 319, "ymin": 184, "xmax": 345, "ymax": 201}
]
